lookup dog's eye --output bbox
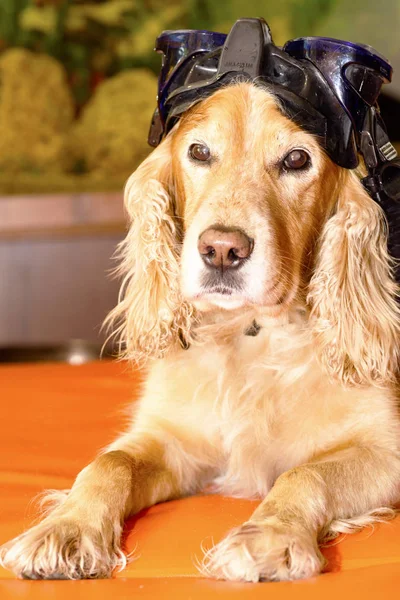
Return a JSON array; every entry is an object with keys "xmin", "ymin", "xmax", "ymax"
[
  {"xmin": 282, "ymin": 149, "xmax": 310, "ymax": 171},
  {"xmin": 188, "ymin": 143, "xmax": 211, "ymax": 162}
]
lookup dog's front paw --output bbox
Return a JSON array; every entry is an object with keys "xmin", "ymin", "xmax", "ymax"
[
  {"xmin": 201, "ymin": 520, "xmax": 325, "ymax": 583},
  {"xmin": 0, "ymin": 517, "xmax": 126, "ymax": 580}
]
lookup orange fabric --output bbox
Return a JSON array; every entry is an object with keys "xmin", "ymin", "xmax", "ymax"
[{"xmin": 0, "ymin": 361, "xmax": 399, "ymax": 598}]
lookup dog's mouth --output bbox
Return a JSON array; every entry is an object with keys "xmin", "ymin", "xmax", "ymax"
[
  {"xmin": 200, "ymin": 270, "xmax": 244, "ymax": 292},
  {"xmin": 194, "ymin": 272, "xmax": 246, "ymax": 308},
  {"xmin": 191, "ymin": 274, "xmax": 293, "ymax": 312},
  {"xmin": 204, "ymin": 286, "xmax": 234, "ymax": 296}
]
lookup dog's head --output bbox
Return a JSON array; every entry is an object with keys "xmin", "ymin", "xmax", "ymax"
[
  {"xmin": 107, "ymin": 82, "xmax": 400, "ymax": 385},
  {"xmin": 175, "ymin": 85, "xmax": 338, "ymax": 313}
]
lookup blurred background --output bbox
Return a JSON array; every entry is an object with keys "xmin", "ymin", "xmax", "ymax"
[{"xmin": 0, "ymin": 0, "xmax": 399, "ymax": 363}]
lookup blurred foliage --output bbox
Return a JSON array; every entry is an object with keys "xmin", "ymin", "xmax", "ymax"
[
  {"xmin": 2, "ymin": 0, "xmax": 187, "ymax": 108},
  {"xmin": 0, "ymin": 0, "xmax": 398, "ymax": 192},
  {"xmin": 67, "ymin": 68, "xmax": 157, "ymax": 176},
  {"xmin": 0, "ymin": 48, "xmax": 74, "ymax": 173}
]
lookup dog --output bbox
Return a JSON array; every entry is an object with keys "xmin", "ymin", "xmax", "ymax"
[{"xmin": 1, "ymin": 82, "xmax": 400, "ymax": 582}]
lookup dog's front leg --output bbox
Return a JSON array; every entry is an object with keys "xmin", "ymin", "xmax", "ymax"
[
  {"xmin": 0, "ymin": 435, "xmax": 194, "ymax": 580},
  {"xmin": 202, "ymin": 446, "xmax": 400, "ymax": 582}
]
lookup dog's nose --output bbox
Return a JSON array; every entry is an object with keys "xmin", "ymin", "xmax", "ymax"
[{"xmin": 198, "ymin": 227, "xmax": 253, "ymax": 270}]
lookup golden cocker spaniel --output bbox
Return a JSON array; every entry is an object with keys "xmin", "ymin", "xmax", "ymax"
[{"xmin": 2, "ymin": 82, "xmax": 400, "ymax": 582}]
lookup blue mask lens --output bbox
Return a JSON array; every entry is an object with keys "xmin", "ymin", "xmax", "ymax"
[
  {"xmin": 284, "ymin": 37, "xmax": 392, "ymax": 136},
  {"xmin": 155, "ymin": 30, "xmax": 226, "ymax": 122}
]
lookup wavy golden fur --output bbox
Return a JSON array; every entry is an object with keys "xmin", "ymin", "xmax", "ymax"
[{"xmin": 2, "ymin": 83, "xmax": 400, "ymax": 582}]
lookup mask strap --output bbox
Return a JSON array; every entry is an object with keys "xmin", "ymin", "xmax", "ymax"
[
  {"xmin": 217, "ymin": 18, "xmax": 271, "ymax": 79},
  {"xmin": 360, "ymin": 106, "xmax": 399, "ymax": 202}
]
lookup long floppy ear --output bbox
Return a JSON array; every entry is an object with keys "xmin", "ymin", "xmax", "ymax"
[
  {"xmin": 104, "ymin": 134, "xmax": 194, "ymax": 364},
  {"xmin": 308, "ymin": 170, "xmax": 400, "ymax": 386}
]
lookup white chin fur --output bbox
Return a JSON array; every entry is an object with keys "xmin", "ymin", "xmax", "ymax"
[{"xmin": 192, "ymin": 294, "xmax": 248, "ymax": 311}]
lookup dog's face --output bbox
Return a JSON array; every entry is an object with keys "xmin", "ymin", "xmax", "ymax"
[{"xmin": 171, "ymin": 84, "xmax": 341, "ymax": 313}]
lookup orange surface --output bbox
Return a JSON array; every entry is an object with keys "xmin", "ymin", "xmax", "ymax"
[{"xmin": 0, "ymin": 361, "xmax": 400, "ymax": 599}]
